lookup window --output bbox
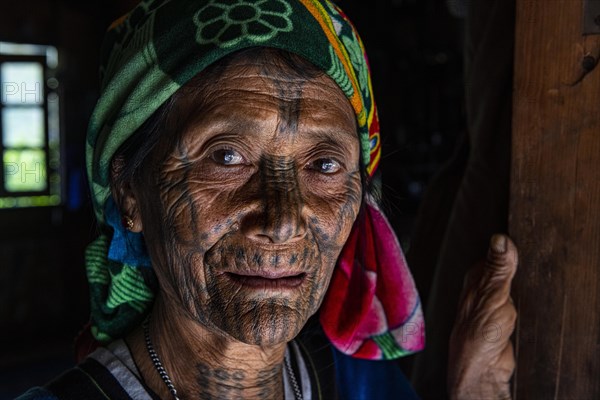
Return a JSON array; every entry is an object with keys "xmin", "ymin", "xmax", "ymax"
[{"xmin": 0, "ymin": 42, "xmax": 61, "ymax": 208}]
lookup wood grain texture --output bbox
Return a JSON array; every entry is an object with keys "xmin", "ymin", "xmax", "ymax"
[{"xmin": 511, "ymin": 0, "xmax": 600, "ymax": 398}]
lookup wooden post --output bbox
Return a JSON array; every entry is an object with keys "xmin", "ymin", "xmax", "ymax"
[{"xmin": 511, "ymin": 0, "xmax": 600, "ymax": 398}]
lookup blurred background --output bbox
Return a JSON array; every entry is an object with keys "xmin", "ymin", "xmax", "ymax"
[{"xmin": 0, "ymin": 0, "xmax": 466, "ymax": 397}]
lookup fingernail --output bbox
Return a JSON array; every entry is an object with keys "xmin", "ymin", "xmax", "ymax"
[{"xmin": 491, "ymin": 234, "xmax": 507, "ymax": 254}]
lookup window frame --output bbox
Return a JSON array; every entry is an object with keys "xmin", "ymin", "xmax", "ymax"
[{"xmin": 0, "ymin": 43, "xmax": 62, "ymax": 208}]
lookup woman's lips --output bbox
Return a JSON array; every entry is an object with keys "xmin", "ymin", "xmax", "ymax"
[{"xmin": 225, "ymin": 272, "xmax": 306, "ymax": 289}]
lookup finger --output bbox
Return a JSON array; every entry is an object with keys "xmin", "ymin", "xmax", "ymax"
[
  {"xmin": 462, "ymin": 234, "xmax": 517, "ymax": 301},
  {"xmin": 493, "ymin": 342, "xmax": 515, "ymax": 400},
  {"xmin": 480, "ymin": 234, "xmax": 518, "ymax": 304},
  {"xmin": 498, "ymin": 301, "xmax": 517, "ymax": 332},
  {"xmin": 457, "ymin": 235, "xmax": 518, "ymax": 325},
  {"xmin": 459, "ymin": 289, "xmax": 517, "ymax": 349},
  {"xmin": 463, "ymin": 259, "xmax": 486, "ymax": 292},
  {"xmin": 485, "ymin": 234, "xmax": 518, "ymax": 281},
  {"xmin": 498, "ymin": 340, "xmax": 515, "ymax": 370},
  {"xmin": 495, "ymin": 340, "xmax": 516, "ymax": 384},
  {"xmin": 483, "ymin": 302, "xmax": 517, "ymax": 345},
  {"xmin": 458, "ymin": 259, "xmax": 487, "ymax": 318}
]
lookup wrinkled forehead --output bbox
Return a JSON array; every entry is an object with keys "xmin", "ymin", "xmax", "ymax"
[
  {"xmin": 166, "ymin": 48, "xmax": 357, "ymax": 137},
  {"xmin": 177, "ymin": 48, "xmax": 335, "ymax": 99}
]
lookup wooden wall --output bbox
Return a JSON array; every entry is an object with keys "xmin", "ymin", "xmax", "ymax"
[{"xmin": 511, "ymin": 0, "xmax": 600, "ymax": 397}]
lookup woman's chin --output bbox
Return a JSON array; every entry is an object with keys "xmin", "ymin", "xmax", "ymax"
[{"xmin": 213, "ymin": 301, "xmax": 307, "ymax": 347}]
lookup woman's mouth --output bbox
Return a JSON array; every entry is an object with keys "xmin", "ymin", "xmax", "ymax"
[{"xmin": 225, "ymin": 272, "xmax": 306, "ymax": 289}]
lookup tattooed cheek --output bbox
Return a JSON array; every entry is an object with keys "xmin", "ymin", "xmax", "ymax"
[
  {"xmin": 235, "ymin": 247, "xmax": 246, "ymax": 261},
  {"xmin": 309, "ymin": 217, "xmax": 330, "ymax": 241}
]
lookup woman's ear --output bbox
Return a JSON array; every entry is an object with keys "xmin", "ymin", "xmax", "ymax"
[{"xmin": 110, "ymin": 155, "xmax": 143, "ymax": 233}]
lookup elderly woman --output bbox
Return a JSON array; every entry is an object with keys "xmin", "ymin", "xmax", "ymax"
[{"xmin": 17, "ymin": 0, "xmax": 517, "ymax": 399}]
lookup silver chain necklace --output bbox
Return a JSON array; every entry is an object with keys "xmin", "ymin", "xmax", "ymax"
[
  {"xmin": 142, "ymin": 317, "xmax": 303, "ymax": 400},
  {"xmin": 143, "ymin": 317, "xmax": 180, "ymax": 400},
  {"xmin": 284, "ymin": 349, "xmax": 304, "ymax": 400}
]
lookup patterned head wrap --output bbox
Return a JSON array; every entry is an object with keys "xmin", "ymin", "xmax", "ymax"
[{"xmin": 84, "ymin": 0, "xmax": 424, "ymax": 360}]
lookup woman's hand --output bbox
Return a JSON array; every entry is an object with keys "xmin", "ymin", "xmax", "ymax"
[{"xmin": 447, "ymin": 234, "xmax": 518, "ymax": 400}]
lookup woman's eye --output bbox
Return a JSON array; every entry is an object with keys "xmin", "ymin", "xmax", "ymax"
[
  {"xmin": 309, "ymin": 158, "xmax": 341, "ymax": 174},
  {"xmin": 211, "ymin": 149, "xmax": 244, "ymax": 165}
]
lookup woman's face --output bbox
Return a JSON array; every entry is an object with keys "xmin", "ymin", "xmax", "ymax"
[{"xmin": 129, "ymin": 56, "xmax": 362, "ymax": 346}]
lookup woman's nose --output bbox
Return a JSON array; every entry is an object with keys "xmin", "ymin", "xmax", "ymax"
[{"xmin": 241, "ymin": 157, "xmax": 308, "ymax": 244}]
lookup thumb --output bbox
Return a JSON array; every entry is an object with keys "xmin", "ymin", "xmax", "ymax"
[{"xmin": 482, "ymin": 234, "xmax": 518, "ymax": 304}]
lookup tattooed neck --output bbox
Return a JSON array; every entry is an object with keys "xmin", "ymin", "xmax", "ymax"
[
  {"xmin": 195, "ymin": 362, "xmax": 283, "ymax": 399},
  {"xmin": 129, "ymin": 296, "xmax": 287, "ymax": 400}
]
